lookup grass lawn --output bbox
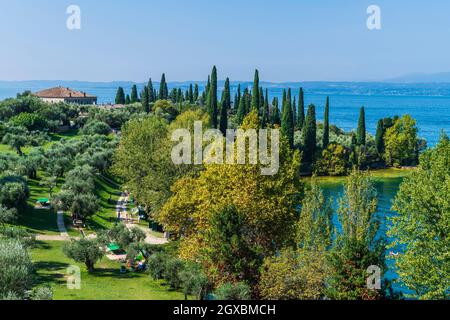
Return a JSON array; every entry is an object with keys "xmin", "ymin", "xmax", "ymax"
[
  {"xmin": 308, "ymin": 168, "xmax": 414, "ymax": 185},
  {"xmin": 17, "ymin": 178, "xmax": 59, "ymax": 236},
  {"xmin": 85, "ymin": 175, "xmax": 122, "ymax": 232},
  {"xmin": 31, "ymin": 241, "xmax": 186, "ymax": 300}
]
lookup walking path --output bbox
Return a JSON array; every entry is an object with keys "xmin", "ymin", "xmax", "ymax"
[{"xmin": 35, "ymin": 210, "xmax": 70, "ymax": 241}]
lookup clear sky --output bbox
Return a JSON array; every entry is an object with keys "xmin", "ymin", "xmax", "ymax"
[{"xmin": 1, "ymin": 0, "xmax": 450, "ymax": 82}]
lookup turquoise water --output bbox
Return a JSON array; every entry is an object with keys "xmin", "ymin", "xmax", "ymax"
[
  {"xmin": 0, "ymin": 81, "xmax": 449, "ymax": 146},
  {"xmin": 319, "ymin": 176, "xmax": 411, "ymax": 296}
]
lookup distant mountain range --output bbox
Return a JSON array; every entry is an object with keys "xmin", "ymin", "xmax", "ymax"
[{"xmin": 385, "ymin": 72, "xmax": 450, "ymax": 83}]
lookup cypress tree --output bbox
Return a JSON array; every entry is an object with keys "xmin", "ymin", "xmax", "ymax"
[
  {"xmin": 243, "ymin": 89, "xmax": 251, "ymax": 116},
  {"xmin": 271, "ymin": 97, "xmax": 281, "ymax": 126},
  {"xmin": 177, "ymin": 88, "xmax": 183, "ymax": 103},
  {"xmin": 375, "ymin": 119, "xmax": 384, "ymax": 155},
  {"xmin": 261, "ymin": 88, "xmax": 270, "ymax": 128},
  {"xmin": 236, "ymin": 93, "xmax": 246, "ymax": 125},
  {"xmin": 235, "ymin": 84, "xmax": 241, "ymax": 110},
  {"xmin": 281, "ymin": 89, "xmax": 287, "ymax": 114},
  {"xmin": 259, "ymin": 86, "xmax": 264, "ymax": 112},
  {"xmin": 219, "ymin": 78, "xmax": 231, "ymax": 135},
  {"xmin": 251, "ymin": 70, "xmax": 260, "ymax": 111},
  {"xmin": 292, "ymin": 99, "xmax": 297, "ymax": 129},
  {"xmin": 159, "ymin": 73, "xmax": 168, "ymax": 100},
  {"xmin": 141, "ymin": 86, "xmax": 150, "ymax": 113},
  {"xmin": 298, "ymin": 88, "xmax": 305, "ymax": 130},
  {"xmin": 130, "ymin": 85, "xmax": 139, "ymax": 103},
  {"xmin": 115, "ymin": 87, "xmax": 125, "ymax": 104},
  {"xmin": 170, "ymin": 88, "xmax": 177, "ymax": 102},
  {"xmin": 125, "ymin": 94, "xmax": 131, "ymax": 105},
  {"xmin": 194, "ymin": 84, "xmax": 199, "ymax": 102},
  {"xmin": 148, "ymin": 78, "xmax": 155, "ymax": 102},
  {"xmin": 303, "ymin": 104, "xmax": 317, "ymax": 164},
  {"xmin": 209, "ymin": 66, "xmax": 218, "ymax": 128},
  {"xmin": 188, "ymin": 84, "xmax": 194, "ymax": 103},
  {"xmin": 281, "ymin": 89, "xmax": 294, "ymax": 148},
  {"xmin": 357, "ymin": 106, "xmax": 366, "ymax": 146},
  {"xmin": 323, "ymin": 96, "xmax": 330, "ymax": 148}
]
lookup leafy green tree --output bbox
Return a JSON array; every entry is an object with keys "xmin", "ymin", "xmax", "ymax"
[
  {"xmin": 383, "ymin": 115, "xmax": 419, "ymax": 167},
  {"xmin": 251, "ymin": 70, "xmax": 260, "ymax": 112},
  {"xmin": 112, "ymin": 116, "xmax": 178, "ymax": 215},
  {"xmin": 1, "ymin": 126, "xmax": 28, "ymax": 156},
  {"xmin": 81, "ymin": 120, "xmax": 111, "ymax": 135},
  {"xmin": 0, "ymin": 175, "xmax": 30, "ymax": 210},
  {"xmin": 204, "ymin": 206, "xmax": 262, "ymax": 285},
  {"xmin": 357, "ymin": 107, "xmax": 366, "ymax": 146},
  {"xmin": 125, "ymin": 94, "xmax": 131, "ymax": 105},
  {"xmin": 63, "ymin": 239, "xmax": 104, "ymax": 273},
  {"xmin": 9, "ymin": 113, "xmax": 47, "ymax": 131},
  {"xmin": 388, "ymin": 134, "xmax": 450, "ymax": 299},
  {"xmin": 0, "ymin": 239, "xmax": 33, "ymax": 299},
  {"xmin": 302, "ymin": 104, "xmax": 317, "ymax": 164},
  {"xmin": 259, "ymin": 248, "xmax": 328, "ymax": 300},
  {"xmin": 209, "ymin": 66, "xmax": 218, "ymax": 128},
  {"xmin": 0, "ymin": 206, "xmax": 17, "ymax": 226},
  {"xmin": 214, "ymin": 282, "xmax": 251, "ymax": 300},
  {"xmin": 236, "ymin": 93, "xmax": 246, "ymax": 125},
  {"xmin": 297, "ymin": 88, "xmax": 305, "ymax": 130},
  {"xmin": 179, "ymin": 263, "xmax": 211, "ymax": 300},
  {"xmin": 327, "ymin": 169, "xmax": 387, "ymax": 300},
  {"xmin": 39, "ymin": 176, "xmax": 58, "ymax": 197},
  {"xmin": 115, "ymin": 87, "xmax": 125, "ymax": 105},
  {"xmin": 314, "ymin": 143, "xmax": 348, "ymax": 176},
  {"xmin": 323, "ymin": 97, "xmax": 330, "ymax": 148}
]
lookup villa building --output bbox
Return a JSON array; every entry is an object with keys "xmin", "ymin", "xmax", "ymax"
[{"xmin": 35, "ymin": 86, "xmax": 97, "ymax": 105}]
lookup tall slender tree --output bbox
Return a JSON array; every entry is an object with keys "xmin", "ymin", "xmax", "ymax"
[
  {"xmin": 148, "ymin": 78, "xmax": 155, "ymax": 103},
  {"xmin": 323, "ymin": 97, "xmax": 330, "ymax": 148},
  {"xmin": 235, "ymin": 84, "xmax": 241, "ymax": 111},
  {"xmin": 251, "ymin": 70, "xmax": 260, "ymax": 112},
  {"xmin": 141, "ymin": 86, "xmax": 150, "ymax": 113},
  {"xmin": 303, "ymin": 104, "xmax": 317, "ymax": 164},
  {"xmin": 281, "ymin": 89, "xmax": 294, "ymax": 148},
  {"xmin": 219, "ymin": 78, "xmax": 231, "ymax": 135},
  {"xmin": 115, "ymin": 87, "xmax": 125, "ymax": 105},
  {"xmin": 125, "ymin": 94, "xmax": 131, "ymax": 105},
  {"xmin": 194, "ymin": 84, "xmax": 199, "ymax": 102},
  {"xmin": 159, "ymin": 73, "xmax": 168, "ymax": 100},
  {"xmin": 357, "ymin": 107, "xmax": 366, "ymax": 146},
  {"xmin": 209, "ymin": 66, "xmax": 218, "ymax": 128},
  {"xmin": 375, "ymin": 119, "xmax": 384, "ymax": 155},
  {"xmin": 271, "ymin": 97, "xmax": 281, "ymax": 126},
  {"xmin": 298, "ymin": 88, "xmax": 305, "ymax": 130},
  {"xmin": 261, "ymin": 89, "xmax": 270, "ymax": 128},
  {"xmin": 188, "ymin": 84, "xmax": 194, "ymax": 103},
  {"xmin": 130, "ymin": 85, "xmax": 139, "ymax": 103}
]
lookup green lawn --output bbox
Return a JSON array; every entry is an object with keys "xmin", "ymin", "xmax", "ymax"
[
  {"xmin": 17, "ymin": 178, "xmax": 59, "ymax": 236},
  {"xmin": 86, "ymin": 175, "xmax": 122, "ymax": 232},
  {"xmin": 308, "ymin": 168, "xmax": 414, "ymax": 185},
  {"xmin": 31, "ymin": 241, "xmax": 186, "ymax": 300}
]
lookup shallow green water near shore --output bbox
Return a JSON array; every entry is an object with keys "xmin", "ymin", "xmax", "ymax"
[{"xmin": 312, "ymin": 169, "xmax": 413, "ymax": 296}]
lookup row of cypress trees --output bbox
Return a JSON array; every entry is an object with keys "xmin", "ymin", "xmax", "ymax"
[{"xmin": 113, "ymin": 68, "xmax": 369, "ymax": 163}]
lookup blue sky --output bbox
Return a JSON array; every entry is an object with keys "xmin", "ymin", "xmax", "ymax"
[{"xmin": 1, "ymin": 0, "xmax": 450, "ymax": 82}]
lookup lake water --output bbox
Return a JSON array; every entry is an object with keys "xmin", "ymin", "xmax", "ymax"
[
  {"xmin": 0, "ymin": 81, "xmax": 449, "ymax": 146},
  {"xmin": 318, "ymin": 175, "xmax": 413, "ymax": 296}
]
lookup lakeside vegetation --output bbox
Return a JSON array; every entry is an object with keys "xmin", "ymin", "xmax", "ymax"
[{"xmin": 0, "ymin": 68, "xmax": 448, "ymax": 300}]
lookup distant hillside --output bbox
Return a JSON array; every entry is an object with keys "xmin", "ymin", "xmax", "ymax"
[{"xmin": 386, "ymin": 72, "xmax": 450, "ymax": 83}]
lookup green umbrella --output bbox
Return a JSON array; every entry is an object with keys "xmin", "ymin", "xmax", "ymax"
[
  {"xmin": 107, "ymin": 243, "xmax": 121, "ymax": 251},
  {"xmin": 38, "ymin": 198, "xmax": 50, "ymax": 204}
]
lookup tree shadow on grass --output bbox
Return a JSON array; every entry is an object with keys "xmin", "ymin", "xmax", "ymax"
[
  {"xmin": 90, "ymin": 268, "xmax": 143, "ymax": 279},
  {"xmin": 33, "ymin": 261, "xmax": 71, "ymax": 286}
]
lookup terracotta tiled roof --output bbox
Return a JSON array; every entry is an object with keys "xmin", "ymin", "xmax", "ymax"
[{"xmin": 35, "ymin": 86, "xmax": 96, "ymax": 98}]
